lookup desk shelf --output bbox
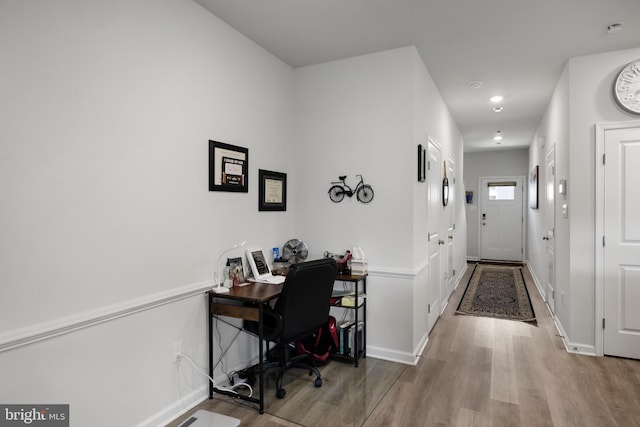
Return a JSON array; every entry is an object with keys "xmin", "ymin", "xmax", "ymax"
[{"xmin": 331, "ymin": 273, "xmax": 367, "ymax": 367}]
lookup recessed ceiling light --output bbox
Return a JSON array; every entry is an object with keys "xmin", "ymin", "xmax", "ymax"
[
  {"xmin": 494, "ymin": 130, "xmax": 503, "ymax": 141},
  {"xmin": 490, "ymin": 95, "xmax": 503, "ymax": 103},
  {"xmin": 493, "ymin": 106, "xmax": 504, "ymax": 112},
  {"xmin": 467, "ymin": 80, "xmax": 484, "ymax": 89}
]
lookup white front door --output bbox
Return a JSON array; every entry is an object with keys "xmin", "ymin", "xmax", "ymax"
[
  {"xmin": 427, "ymin": 139, "xmax": 442, "ymax": 332},
  {"xmin": 602, "ymin": 126, "xmax": 640, "ymax": 359},
  {"xmin": 479, "ymin": 176, "xmax": 524, "ymax": 262},
  {"xmin": 545, "ymin": 147, "xmax": 556, "ymax": 313}
]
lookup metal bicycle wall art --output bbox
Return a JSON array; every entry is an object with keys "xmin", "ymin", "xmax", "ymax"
[{"xmin": 328, "ymin": 175, "xmax": 374, "ymax": 204}]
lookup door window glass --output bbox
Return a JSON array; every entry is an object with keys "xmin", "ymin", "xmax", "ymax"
[{"xmin": 488, "ymin": 182, "xmax": 516, "ymax": 200}]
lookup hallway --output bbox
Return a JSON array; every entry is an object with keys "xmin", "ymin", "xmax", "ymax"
[{"xmin": 364, "ymin": 265, "xmax": 640, "ymax": 426}]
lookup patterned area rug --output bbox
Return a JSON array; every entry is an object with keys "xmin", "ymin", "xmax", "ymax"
[{"xmin": 456, "ymin": 263, "xmax": 536, "ymax": 322}]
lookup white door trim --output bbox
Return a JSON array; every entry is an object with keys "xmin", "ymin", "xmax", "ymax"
[{"xmin": 595, "ymin": 119, "xmax": 640, "ymax": 356}]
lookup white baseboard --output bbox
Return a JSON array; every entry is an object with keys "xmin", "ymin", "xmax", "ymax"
[
  {"xmin": 455, "ymin": 263, "xmax": 468, "ymax": 289},
  {"xmin": 366, "ymin": 345, "xmax": 419, "ymax": 366},
  {"xmin": 137, "ymin": 386, "xmax": 207, "ymax": 427},
  {"xmin": 526, "ymin": 266, "xmax": 596, "ymax": 357},
  {"xmin": 415, "ymin": 332, "xmax": 429, "ymax": 358},
  {"xmin": 552, "ymin": 317, "xmax": 596, "ymax": 356},
  {"xmin": 527, "ymin": 265, "xmax": 547, "ymax": 304}
]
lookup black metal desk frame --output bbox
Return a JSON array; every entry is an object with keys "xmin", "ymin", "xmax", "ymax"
[{"xmin": 207, "ymin": 284, "xmax": 282, "ymax": 414}]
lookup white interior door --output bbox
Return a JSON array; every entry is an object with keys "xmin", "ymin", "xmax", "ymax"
[
  {"xmin": 479, "ymin": 176, "xmax": 524, "ymax": 262},
  {"xmin": 544, "ymin": 147, "xmax": 556, "ymax": 313},
  {"xmin": 446, "ymin": 224, "xmax": 455, "ymax": 296},
  {"xmin": 603, "ymin": 126, "xmax": 640, "ymax": 359},
  {"xmin": 445, "ymin": 159, "xmax": 455, "ymax": 297},
  {"xmin": 427, "ymin": 139, "xmax": 442, "ymax": 332}
]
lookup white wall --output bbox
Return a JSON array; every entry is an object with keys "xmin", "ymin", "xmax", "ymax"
[
  {"xmin": 412, "ymin": 51, "xmax": 466, "ymax": 349},
  {"xmin": 293, "ymin": 48, "xmax": 415, "ymax": 268},
  {"xmin": 293, "ymin": 47, "xmax": 465, "ymax": 363},
  {"xmin": 527, "ymin": 66, "xmax": 570, "ymax": 336},
  {"xmin": 0, "ymin": 1, "xmax": 294, "ymax": 425},
  {"xmin": 463, "ymin": 149, "xmax": 530, "ymax": 259},
  {"xmin": 527, "ymin": 47, "xmax": 640, "ymax": 353}
]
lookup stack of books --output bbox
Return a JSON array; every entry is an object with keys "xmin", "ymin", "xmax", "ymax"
[{"xmin": 338, "ymin": 321, "xmax": 364, "ymax": 358}]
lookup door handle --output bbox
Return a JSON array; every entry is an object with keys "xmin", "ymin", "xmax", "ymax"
[
  {"xmin": 438, "ymin": 239, "xmax": 445, "ymax": 245},
  {"xmin": 448, "ymin": 235, "xmax": 453, "ymax": 240},
  {"xmin": 542, "ymin": 236, "xmax": 549, "ymax": 240}
]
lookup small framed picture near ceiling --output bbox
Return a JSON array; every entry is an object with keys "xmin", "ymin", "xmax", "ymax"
[
  {"xmin": 209, "ymin": 140, "xmax": 248, "ymax": 192},
  {"xmin": 529, "ymin": 165, "xmax": 539, "ymax": 209},
  {"xmin": 258, "ymin": 169, "xmax": 287, "ymax": 211},
  {"xmin": 417, "ymin": 144, "xmax": 426, "ymax": 182}
]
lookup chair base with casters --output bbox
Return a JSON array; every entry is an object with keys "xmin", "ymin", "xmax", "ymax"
[
  {"xmin": 242, "ymin": 258, "xmax": 338, "ymax": 400},
  {"xmin": 243, "ymin": 338, "xmax": 322, "ymax": 399}
]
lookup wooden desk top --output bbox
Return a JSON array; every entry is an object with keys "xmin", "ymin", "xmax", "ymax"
[
  {"xmin": 208, "ymin": 282, "xmax": 283, "ymax": 303},
  {"xmin": 209, "ymin": 273, "xmax": 366, "ymax": 303}
]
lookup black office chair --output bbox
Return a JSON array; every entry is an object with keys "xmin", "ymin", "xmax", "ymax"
[{"xmin": 243, "ymin": 258, "xmax": 337, "ymax": 399}]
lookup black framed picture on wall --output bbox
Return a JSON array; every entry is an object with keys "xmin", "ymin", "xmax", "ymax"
[
  {"xmin": 209, "ymin": 140, "xmax": 249, "ymax": 192},
  {"xmin": 258, "ymin": 169, "xmax": 287, "ymax": 211}
]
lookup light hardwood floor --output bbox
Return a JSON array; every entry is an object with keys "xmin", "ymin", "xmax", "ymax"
[{"xmin": 168, "ymin": 264, "xmax": 640, "ymax": 426}]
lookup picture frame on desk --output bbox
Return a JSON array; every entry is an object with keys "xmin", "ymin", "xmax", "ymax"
[
  {"xmin": 226, "ymin": 257, "xmax": 246, "ymax": 286},
  {"xmin": 209, "ymin": 140, "xmax": 249, "ymax": 192},
  {"xmin": 258, "ymin": 169, "xmax": 287, "ymax": 211}
]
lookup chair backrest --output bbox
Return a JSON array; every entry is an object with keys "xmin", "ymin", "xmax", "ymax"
[{"xmin": 274, "ymin": 258, "xmax": 338, "ymax": 341}]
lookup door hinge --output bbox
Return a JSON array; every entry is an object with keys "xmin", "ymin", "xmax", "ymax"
[
  {"xmin": 428, "ymin": 304, "xmax": 431, "ymax": 314},
  {"xmin": 552, "ymin": 290, "xmax": 555, "ymax": 299},
  {"xmin": 603, "ymin": 318, "xmax": 605, "ymax": 329},
  {"xmin": 453, "ymin": 223, "xmax": 456, "ymax": 230},
  {"xmin": 603, "ymin": 235, "xmax": 606, "ymax": 247},
  {"xmin": 428, "ymin": 232, "xmax": 431, "ymax": 242},
  {"xmin": 453, "ymin": 269, "xmax": 456, "ymax": 277},
  {"xmin": 427, "ymin": 161, "xmax": 431, "ymax": 171},
  {"xmin": 453, "ymin": 177, "xmax": 456, "ymax": 184},
  {"xmin": 603, "ymin": 154, "xmax": 606, "ymax": 165}
]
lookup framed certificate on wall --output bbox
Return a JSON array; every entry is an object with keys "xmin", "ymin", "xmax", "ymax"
[{"xmin": 258, "ymin": 169, "xmax": 287, "ymax": 211}]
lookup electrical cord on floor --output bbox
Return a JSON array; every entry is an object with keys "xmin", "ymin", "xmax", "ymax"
[{"xmin": 176, "ymin": 351, "xmax": 253, "ymax": 397}]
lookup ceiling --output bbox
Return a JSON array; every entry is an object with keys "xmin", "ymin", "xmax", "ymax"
[{"xmin": 194, "ymin": 0, "xmax": 640, "ymax": 152}]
